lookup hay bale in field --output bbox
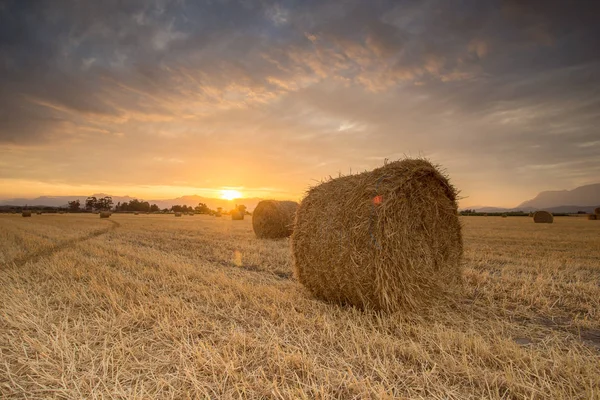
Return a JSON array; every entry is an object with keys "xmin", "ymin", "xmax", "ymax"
[
  {"xmin": 175, "ymin": 212, "xmax": 182, "ymax": 217},
  {"xmin": 291, "ymin": 158, "xmax": 463, "ymax": 313},
  {"xmin": 36, "ymin": 211, "xmax": 42, "ymax": 215},
  {"xmin": 231, "ymin": 210, "xmax": 244, "ymax": 220},
  {"xmin": 587, "ymin": 214, "xmax": 597, "ymax": 220},
  {"xmin": 252, "ymin": 200, "xmax": 298, "ymax": 239},
  {"xmin": 502, "ymin": 213, "xmax": 507, "ymax": 218},
  {"xmin": 134, "ymin": 212, "xmax": 139, "ymax": 215},
  {"xmin": 533, "ymin": 210, "xmax": 553, "ymax": 223},
  {"xmin": 595, "ymin": 207, "xmax": 600, "ymax": 216},
  {"xmin": 99, "ymin": 212, "xmax": 111, "ymax": 218},
  {"xmin": 215, "ymin": 212, "xmax": 222, "ymax": 217},
  {"xmin": 528, "ymin": 212, "xmax": 533, "ymax": 217},
  {"xmin": 22, "ymin": 211, "xmax": 32, "ymax": 217}
]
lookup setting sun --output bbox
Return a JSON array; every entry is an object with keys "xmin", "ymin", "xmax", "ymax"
[{"xmin": 220, "ymin": 189, "xmax": 242, "ymax": 200}]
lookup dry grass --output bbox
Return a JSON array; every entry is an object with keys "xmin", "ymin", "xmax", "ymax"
[{"xmin": 0, "ymin": 214, "xmax": 599, "ymax": 399}]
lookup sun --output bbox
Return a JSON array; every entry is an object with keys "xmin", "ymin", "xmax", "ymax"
[{"xmin": 220, "ymin": 189, "xmax": 242, "ymax": 200}]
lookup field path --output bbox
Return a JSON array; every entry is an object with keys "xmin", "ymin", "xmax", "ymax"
[{"xmin": 1, "ymin": 219, "xmax": 120, "ymax": 270}]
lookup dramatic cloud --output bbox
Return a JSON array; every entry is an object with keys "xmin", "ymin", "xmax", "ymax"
[{"xmin": 1, "ymin": 0, "xmax": 598, "ymax": 206}]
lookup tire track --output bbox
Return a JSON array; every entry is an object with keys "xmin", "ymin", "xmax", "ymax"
[{"xmin": 1, "ymin": 220, "xmax": 121, "ymax": 270}]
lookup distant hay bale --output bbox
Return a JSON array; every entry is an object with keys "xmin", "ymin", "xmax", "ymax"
[
  {"xmin": 175, "ymin": 212, "xmax": 182, "ymax": 217},
  {"xmin": 533, "ymin": 210, "xmax": 553, "ymax": 224},
  {"xmin": 231, "ymin": 210, "xmax": 244, "ymax": 220},
  {"xmin": 502, "ymin": 213, "xmax": 507, "ymax": 218},
  {"xmin": 188, "ymin": 213, "xmax": 195, "ymax": 216},
  {"xmin": 58, "ymin": 211, "xmax": 65, "ymax": 214},
  {"xmin": 291, "ymin": 158, "xmax": 463, "ymax": 313},
  {"xmin": 36, "ymin": 211, "xmax": 42, "ymax": 215},
  {"xmin": 99, "ymin": 212, "xmax": 111, "ymax": 218},
  {"xmin": 134, "ymin": 212, "xmax": 139, "ymax": 215},
  {"xmin": 252, "ymin": 200, "xmax": 298, "ymax": 239},
  {"xmin": 595, "ymin": 207, "xmax": 600, "ymax": 216},
  {"xmin": 22, "ymin": 211, "xmax": 32, "ymax": 217},
  {"xmin": 215, "ymin": 212, "xmax": 222, "ymax": 217},
  {"xmin": 588, "ymin": 214, "xmax": 597, "ymax": 220}
]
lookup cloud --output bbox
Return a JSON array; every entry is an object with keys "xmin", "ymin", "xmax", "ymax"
[{"xmin": 0, "ymin": 0, "xmax": 599, "ymax": 206}]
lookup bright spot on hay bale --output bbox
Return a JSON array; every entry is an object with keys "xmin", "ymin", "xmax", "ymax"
[
  {"xmin": 233, "ymin": 250, "xmax": 242, "ymax": 266},
  {"xmin": 533, "ymin": 210, "xmax": 553, "ymax": 224},
  {"xmin": 291, "ymin": 158, "xmax": 462, "ymax": 313}
]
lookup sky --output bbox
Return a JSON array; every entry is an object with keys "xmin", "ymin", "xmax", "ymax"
[{"xmin": 0, "ymin": 0, "xmax": 599, "ymax": 207}]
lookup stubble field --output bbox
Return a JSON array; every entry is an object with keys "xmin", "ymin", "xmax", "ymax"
[{"xmin": 1, "ymin": 213, "xmax": 599, "ymax": 399}]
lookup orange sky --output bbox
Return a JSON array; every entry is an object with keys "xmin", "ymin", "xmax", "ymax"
[{"xmin": 1, "ymin": 1, "xmax": 599, "ymax": 208}]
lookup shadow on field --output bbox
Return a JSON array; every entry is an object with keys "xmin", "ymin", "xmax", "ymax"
[{"xmin": 1, "ymin": 219, "xmax": 121, "ymax": 270}]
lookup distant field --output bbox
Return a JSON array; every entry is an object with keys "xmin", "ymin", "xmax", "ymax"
[{"xmin": 1, "ymin": 214, "xmax": 599, "ymax": 399}]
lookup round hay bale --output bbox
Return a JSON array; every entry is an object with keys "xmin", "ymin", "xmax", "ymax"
[
  {"xmin": 36, "ymin": 211, "xmax": 42, "ymax": 215},
  {"xmin": 174, "ymin": 212, "xmax": 182, "ymax": 217},
  {"xmin": 22, "ymin": 211, "xmax": 32, "ymax": 217},
  {"xmin": 215, "ymin": 212, "xmax": 222, "ymax": 217},
  {"xmin": 292, "ymin": 158, "xmax": 462, "ymax": 313},
  {"xmin": 231, "ymin": 210, "xmax": 244, "ymax": 220},
  {"xmin": 99, "ymin": 212, "xmax": 111, "ymax": 218},
  {"xmin": 134, "ymin": 212, "xmax": 139, "ymax": 215},
  {"xmin": 533, "ymin": 210, "xmax": 553, "ymax": 224},
  {"xmin": 502, "ymin": 213, "xmax": 507, "ymax": 218},
  {"xmin": 252, "ymin": 200, "xmax": 298, "ymax": 239},
  {"xmin": 587, "ymin": 214, "xmax": 597, "ymax": 220},
  {"xmin": 595, "ymin": 207, "xmax": 600, "ymax": 216},
  {"xmin": 188, "ymin": 213, "xmax": 195, "ymax": 216}
]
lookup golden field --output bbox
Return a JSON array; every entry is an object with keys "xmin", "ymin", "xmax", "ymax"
[{"xmin": 0, "ymin": 213, "xmax": 599, "ymax": 399}]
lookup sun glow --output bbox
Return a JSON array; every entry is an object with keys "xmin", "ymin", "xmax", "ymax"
[{"xmin": 221, "ymin": 189, "xmax": 242, "ymax": 200}]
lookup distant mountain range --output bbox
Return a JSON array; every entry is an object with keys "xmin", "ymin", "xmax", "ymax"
[
  {"xmin": 2, "ymin": 183, "xmax": 599, "ymax": 213},
  {"xmin": 0, "ymin": 193, "xmax": 267, "ymax": 211},
  {"xmin": 469, "ymin": 183, "xmax": 600, "ymax": 213}
]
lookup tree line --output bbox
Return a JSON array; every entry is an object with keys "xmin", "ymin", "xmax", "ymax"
[{"xmin": 64, "ymin": 197, "xmax": 248, "ymax": 215}]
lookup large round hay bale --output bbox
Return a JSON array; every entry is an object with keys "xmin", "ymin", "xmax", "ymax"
[
  {"xmin": 595, "ymin": 207, "xmax": 600, "ymax": 216},
  {"xmin": 99, "ymin": 212, "xmax": 111, "ymax": 218},
  {"xmin": 22, "ymin": 211, "xmax": 32, "ymax": 217},
  {"xmin": 231, "ymin": 210, "xmax": 244, "ymax": 220},
  {"xmin": 292, "ymin": 159, "xmax": 462, "ymax": 313},
  {"xmin": 252, "ymin": 200, "xmax": 298, "ymax": 239},
  {"xmin": 587, "ymin": 214, "xmax": 597, "ymax": 220},
  {"xmin": 134, "ymin": 212, "xmax": 139, "ymax": 215},
  {"xmin": 174, "ymin": 212, "xmax": 182, "ymax": 217},
  {"xmin": 533, "ymin": 210, "xmax": 553, "ymax": 223}
]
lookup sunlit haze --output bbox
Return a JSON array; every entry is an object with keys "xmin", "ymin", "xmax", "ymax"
[{"xmin": 1, "ymin": 1, "xmax": 598, "ymax": 208}]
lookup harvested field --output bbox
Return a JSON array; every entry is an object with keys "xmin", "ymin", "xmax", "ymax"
[{"xmin": 1, "ymin": 214, "xmax": 599, "ymax": 399}]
